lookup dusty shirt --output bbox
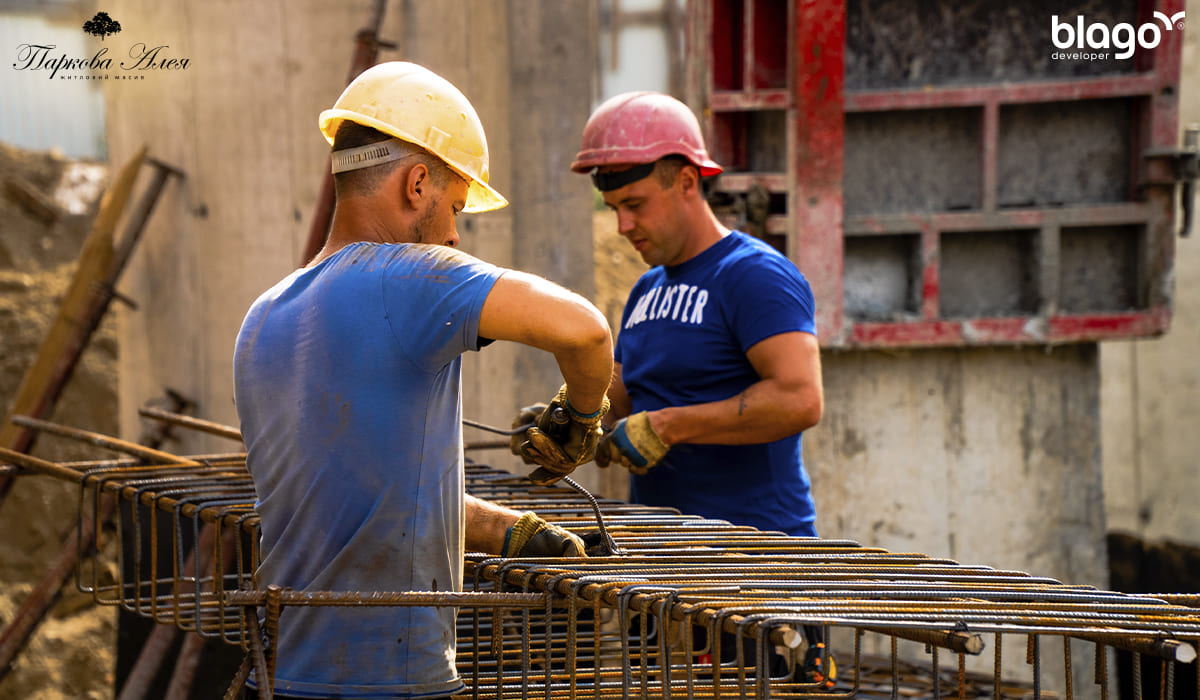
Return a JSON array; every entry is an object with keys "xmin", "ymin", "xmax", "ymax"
[{"xmin": 233, "ymin": 241, "xmax": 502, "ymax": 698}]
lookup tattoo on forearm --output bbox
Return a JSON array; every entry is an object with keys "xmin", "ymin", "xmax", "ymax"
[{"xmin": 738, "ymin": 392, "xmax": 747, "ymax": 416}]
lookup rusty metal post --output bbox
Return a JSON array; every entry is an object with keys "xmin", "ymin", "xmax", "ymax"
[{"xmin": 299, "ymin": 0, "xmax": 393, "ymax": 266}]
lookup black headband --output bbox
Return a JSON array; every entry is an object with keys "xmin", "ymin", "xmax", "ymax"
[{"xmin": 591, "ymin": 162, "xmax": 657, "ymax": 192}]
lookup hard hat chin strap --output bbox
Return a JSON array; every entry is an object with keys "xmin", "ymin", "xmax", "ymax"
[
  {"xmin": 331, "ymin": 139, "xmax": 412, "ymax": 174},
  {"xmin": 591, "ymin": 162, "xmax": 656, "ymax": 192}
]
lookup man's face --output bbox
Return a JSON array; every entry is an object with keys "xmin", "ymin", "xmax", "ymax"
[
  {"xmin": 412, "ymin": 173, "xmax": 468, "ymax": 247},
  {"xmin": 601, "ymin": 164, "xmax": 688, "ymax": 267}
]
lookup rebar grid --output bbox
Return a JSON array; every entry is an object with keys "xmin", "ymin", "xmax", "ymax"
[{"xmin": 3, "ymin": 417, "xmax": 1198, "ymax": 699}]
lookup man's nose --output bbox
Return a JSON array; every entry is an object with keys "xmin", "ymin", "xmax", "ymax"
[{"xmin": 617, "ymin": 211, "xmax": 636, "ymax": 235}]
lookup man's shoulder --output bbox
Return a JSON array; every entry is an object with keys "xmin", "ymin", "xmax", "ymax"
[
  {"xmin": 337, "ymin": 243, "xmax": 502, "ymax": 287},
  {"xmin": 356, "ymin": 241, "xmax": 487, "ymax": 269},
  {"xmin": 718, "ymin": 232, "xmax": 806, "ymax": 282}
]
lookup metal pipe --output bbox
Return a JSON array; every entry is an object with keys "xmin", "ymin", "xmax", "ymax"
[
  {"xmin": 138, "ymin": 407, "xmax": 243, "ymax": 442},
  {"xmin": 10, "ymin": 415, "xmax": 202, "ymax": 466}
]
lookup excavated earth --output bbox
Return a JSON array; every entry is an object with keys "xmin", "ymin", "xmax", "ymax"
[{"xmin": 0, "ymin": 140, "xmax": 116, "ymax": 700}]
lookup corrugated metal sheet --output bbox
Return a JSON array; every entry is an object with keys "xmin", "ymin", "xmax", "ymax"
[{"xmin": 1, "ymin": 12, "xmax": 106, "ymax": 160}]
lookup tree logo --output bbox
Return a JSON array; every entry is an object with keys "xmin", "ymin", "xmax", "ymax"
[{"xmin": 82, "ymin": 12, "xmax": 122, "ymax": 41}]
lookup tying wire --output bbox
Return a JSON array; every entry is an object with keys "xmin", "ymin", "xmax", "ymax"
[
  {"xmin": 465, "ymin": 418, "xmax": 626, "ymax": 557},
  {"xmin": 462, "ymin": 418, "xmax": 531, "ymax": 436}
]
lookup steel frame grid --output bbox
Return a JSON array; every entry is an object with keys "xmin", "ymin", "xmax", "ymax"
[
  {"xmin": 4, "ymin": 415, "xmax": 1200, "ymax": 698},
  {"xmin": 686, "ymin": 0, "xmax": 1186, "ymax": 349}
]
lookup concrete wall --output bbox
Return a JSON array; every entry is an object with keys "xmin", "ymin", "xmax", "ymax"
[
  {"xmin": 806, "ymin": 346, "xmax": 1106, "ymax": 586},
  {"xmin": 1099, "ymin": 0, "xmax": 1200, "ymax": 549},
  {"xmin": 105, "ymin": 1, "xmax": 601, "ymax": 491}
]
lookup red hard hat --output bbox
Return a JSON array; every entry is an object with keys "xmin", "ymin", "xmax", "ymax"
[{"xmin": 570, "ymin": 92, "xmax": 723, "ymax": 176}]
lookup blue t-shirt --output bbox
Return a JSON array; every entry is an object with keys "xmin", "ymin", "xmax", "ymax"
[
  {"xmin": 615, "ymin": 231, "xmax": 819, "ymax": 537},
  {"xmin": 233, "ymin": 242, "xmax": 502, "ymax": 698}
]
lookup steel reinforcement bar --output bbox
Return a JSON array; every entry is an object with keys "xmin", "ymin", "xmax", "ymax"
[{"xmin": 3, "ymin": 416, "xmax": 1199, "ymax": 699}]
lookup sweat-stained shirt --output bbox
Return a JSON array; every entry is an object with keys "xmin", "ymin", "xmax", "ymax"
[
  {"xmin": 615, "ymin": 230, "xmax": 819, "ymax": 537},
  {"xmin": 233, "ymin": 241, "xmax": 502, "ymax": 698}
]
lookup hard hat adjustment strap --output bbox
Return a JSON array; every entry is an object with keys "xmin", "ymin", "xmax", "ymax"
[
  {"xmin": 331, "ymin": 139, "xmax": 412, "ymax": 174},
  {"xmin": 591, "ymin": 161, "xmax": 656, "ymax": 192}
]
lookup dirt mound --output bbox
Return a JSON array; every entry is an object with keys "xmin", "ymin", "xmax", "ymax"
[
  {"xmin": 591, "ymin": 209, "xmax": 645, "ymax": 333},
  {"xmin": 0, "ymin": 140, "xmax": 116, "ymax": 700}
]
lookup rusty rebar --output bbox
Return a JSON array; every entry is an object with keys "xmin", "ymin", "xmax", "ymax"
[
  {"xmin": 6, "ymin": 426, "xmax": 1200, "ymax": 699},
  {"xmin": 138, "ymin": 407, "xmax": 243, "ymax": 443}
]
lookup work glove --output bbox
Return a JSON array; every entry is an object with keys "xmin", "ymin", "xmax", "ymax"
[
  {"xmin": 501, "ymin": 512, "xmax": 586, "ymax": 558},
  {"xmin": 508, "ymin": 403, "xmax": 548, "ymax": 462},
  {"xmin": 515, "ymin": 385, "xmax": 609, "ymax": 485},
  {"xmin": 594, "ymin": 411, "xmax": 669, "ymax": 475}
]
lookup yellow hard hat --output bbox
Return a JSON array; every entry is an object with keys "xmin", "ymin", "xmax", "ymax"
[{"xmin": 319, "ymin": 61, "xmax": 507, "ymax": 213}]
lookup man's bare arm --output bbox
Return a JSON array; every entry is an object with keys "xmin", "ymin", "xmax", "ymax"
[
  {"xmin": 603, "ymin": 363, "xmax": 633, "ymax": 429},
  {"xmin": 647, "ymin": 331, "xmax": 823, "ymax": 446},
  {"xmin": 479, "ymin": 270, "xmax": 613, "ymax": 414},
  {"xmin": 464, "ymin": 494, "xmax": 521, "ymax": 553}
]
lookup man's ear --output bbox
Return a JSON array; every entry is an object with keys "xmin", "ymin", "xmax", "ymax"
[
  {"xmin": 678, "ymin": 163, "xmax": 700, "ymax": 197},
  {"xmin": 401, "ymin": 162, "xmax": 431, "ymax": 208}
]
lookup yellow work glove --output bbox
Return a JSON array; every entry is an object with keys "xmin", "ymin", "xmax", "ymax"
[
  {"xmin": 501, "ymin": 512, "xmax": 586, "ymax": 558},
  {"xmin": 594, "ymin": 411, "xmax": 669, "ymax": 475},
  {"xmin": 516, "ymin": 385, "xmax": 609, "ymax": 485},
  {"xmin": 508, "ymin": 403, "xmax": 548, "ymax": 463}
]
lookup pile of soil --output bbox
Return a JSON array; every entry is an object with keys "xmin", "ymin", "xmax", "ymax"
[
  {"xmin": 591, "ymin": 209, "xmax": 645, "ymax": 333},
  {"xmin": 0, "ymin": 140, "xmax": 116, "ymax": 700}
]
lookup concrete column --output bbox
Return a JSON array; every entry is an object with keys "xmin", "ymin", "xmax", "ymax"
[
  {"xmin": 502, "ymin": 1, "xmax": 602, "ymax": 493},
  {"xmin": 107, "ymin": 0, "xmax": 368, "ymax": 453}
]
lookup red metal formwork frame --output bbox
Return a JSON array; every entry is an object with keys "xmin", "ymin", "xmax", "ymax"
[{"xmin": 689, "ymin": 0, "xmax": 1185, "ymax": 348}]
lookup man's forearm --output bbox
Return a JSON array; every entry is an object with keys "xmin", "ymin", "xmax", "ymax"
[
  {"xmin": 555, "ymin": 338, "xmax": 614, "ymax": 416},
  {"xmin": 648, "ymin": 376, "xmax": 821, "ymax": 446},
  {"xmin": 464, "ymin": 494, "xmax": 521, "ymax": 554}
]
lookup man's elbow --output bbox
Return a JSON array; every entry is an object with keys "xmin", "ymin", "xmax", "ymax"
[
  {"xmin": 785, "ymin": 388, "xmax": 823, "ymax": 433},
  {"xmin": 564, "ymin": 304, "xmax": 613, "ymax": 354}
]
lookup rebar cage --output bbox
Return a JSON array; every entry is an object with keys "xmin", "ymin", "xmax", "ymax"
[{"xmin": 3, "ymin": 414, "xmax": 1199, "ymax": 699}]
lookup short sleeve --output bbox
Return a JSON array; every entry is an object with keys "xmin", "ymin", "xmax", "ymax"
[
  {"xmin": 724, "ymin": 251, "xmax": 816, "ymax": 353},
  {"xmin": 380, "ymin": 245, "xmax": 503, "ymax": 372}
]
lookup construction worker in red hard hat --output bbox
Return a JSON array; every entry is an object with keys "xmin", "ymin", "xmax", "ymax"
[
  {"xmin": 568, "ymin": 90, "xmax": 835, "ymax": 688},
  {"xmin": 234, "ymin": 61, "xmax": 612, "ymax": 700}
]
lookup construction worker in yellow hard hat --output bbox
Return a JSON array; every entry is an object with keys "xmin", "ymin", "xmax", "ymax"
[{"xmin": 233, "ymin": 61, "xmax": 612, "ymax": 700}]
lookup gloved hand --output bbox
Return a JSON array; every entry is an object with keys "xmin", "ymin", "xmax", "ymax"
[
  {"xmin": 594, "ymin": 412, "xmax": 669, "ymax": 475},
  {"xmin": 516, "ymin": 385, "xmax": 609, "ymax": 485},
  {"xmin": 501, "ymin": 512, "xmax": 586, "ymax": 558},
  {"xmin": 508, "ymin": 403, "xmax": 548, "ymax": 463}
]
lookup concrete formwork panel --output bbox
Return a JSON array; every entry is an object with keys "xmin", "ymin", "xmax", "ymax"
[
  {"xmin": 997, "ymin": 99, "xmax": 1132, "ymax": 208},
  {"xmin": 845, "ymin": 0, "xmax": 1139, "ymax": 90},
  {"xmin": 843, "ymin": 108, "xmax": 982, "ymax": 216},
  {"xmin": 939, "ymin": 229, "xmax": 1039, "ymax": 317}
]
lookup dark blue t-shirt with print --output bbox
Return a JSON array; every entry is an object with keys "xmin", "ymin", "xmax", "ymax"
[{"xmin": 615, "ymin": 231, "xmax": 819, "ymax": 536}]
